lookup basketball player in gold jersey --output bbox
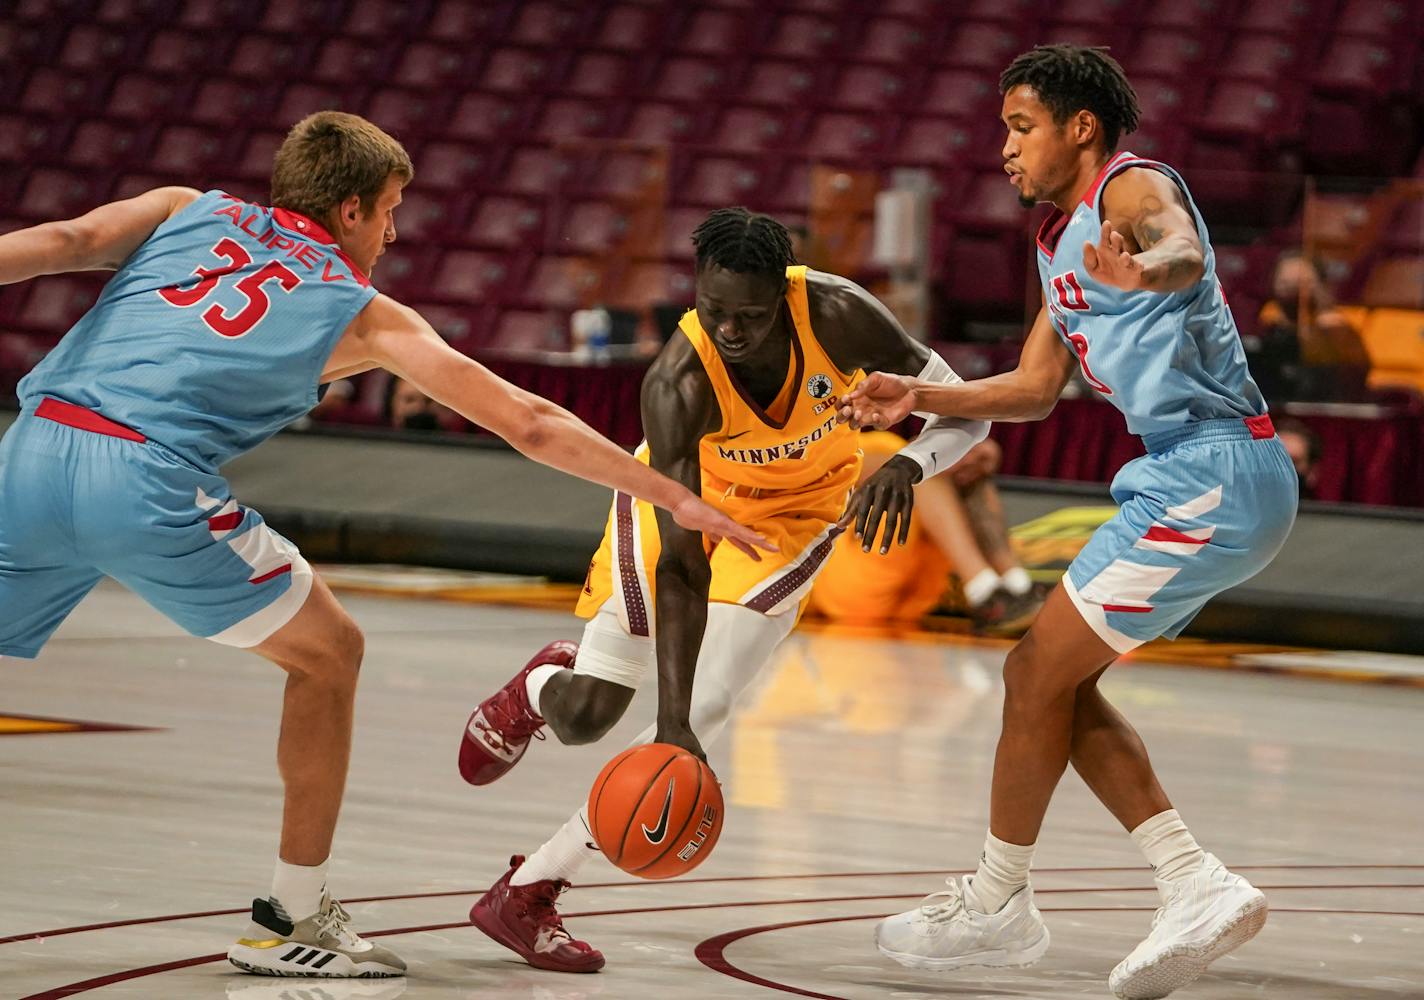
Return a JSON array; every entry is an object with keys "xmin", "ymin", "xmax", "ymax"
[{"xmin": 456, "ymin": 207, "xmax": 989, "ymax": 972}]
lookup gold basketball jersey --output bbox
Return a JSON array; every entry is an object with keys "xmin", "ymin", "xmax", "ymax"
[{"xmin": 680, "ymin": 266, "xmax": 864, "ymax": 498}]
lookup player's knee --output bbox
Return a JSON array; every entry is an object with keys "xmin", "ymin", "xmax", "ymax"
[
  {"xmin": 689, "ymin": 682, "xmax": 736, "ymax": 735},
  {"xmin": 1001, "ymin": 633, "xmax": 1065, "ymax": 714},
  {"xmin": 550, "ymin": 696, "xmax": 622, "ymax": 745},
  {"xmin": 302, "ymin": 615, "xmax": 364, "ymax": 689}
]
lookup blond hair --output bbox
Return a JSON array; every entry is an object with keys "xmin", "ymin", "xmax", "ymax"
[{"xmin": 270, "ymin": 111, "xmax": 413, "ymax": 222}]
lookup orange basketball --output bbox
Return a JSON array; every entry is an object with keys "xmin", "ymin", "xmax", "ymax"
[{"xmin": 587, "ymin": 743, "xmax": 724, "ymax": 879}]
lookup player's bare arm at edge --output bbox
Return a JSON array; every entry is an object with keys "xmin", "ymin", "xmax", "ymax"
[
  {"xmin": 842, "ymin": 300, "xmax": 1077, "ymax": 429},
  {"xmin": 1087, "ymin": 167, "xmax": 1205, "ymax": 295},
  {"xmin": 641, "ymin": 341, "xmax": 722, "ymax": 759},
  {"xmin": 0, "ymin": 187, "xmax": 201, "ymax": 284},
  {"xmin": 337, "ymin": 294, "xmax": 771, "ymax": 560}
]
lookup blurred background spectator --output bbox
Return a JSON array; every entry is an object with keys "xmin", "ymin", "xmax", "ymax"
[
  {"xmin": 808, "ymin": 431, "xmax": 1042, "ymax": 635},
  {"xmin": 1275, "ymin": 415, "xmax": 1324, "ymax": 500},
  {"xmin": 1249, "ymin": 250, "xmax": 1371, "ymax": 403}
]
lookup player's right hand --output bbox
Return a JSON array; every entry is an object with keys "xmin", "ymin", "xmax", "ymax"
[
  {"xmin": 655, "ymin": 721, "xmax": 707, "ymax": 763},
  {"xmin": 672, "ymin": 495, "xmax": 777, "ymax": 561},
  {"xmin": 838, "ymin": 372, "xmax": 919, "ymax": 429}
]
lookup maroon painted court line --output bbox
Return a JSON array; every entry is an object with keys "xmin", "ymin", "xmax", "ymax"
[
  {"xmin": 695, "ymin": 906, "xmax": 1424, "ymax": 1000},
  {"xmin": 17, "ymin": 892, "xmax": 1424, "ymax": 1000},
  {"xmin": 4, "ymin": 864, "xmax": 1421, "ymax": 946}
]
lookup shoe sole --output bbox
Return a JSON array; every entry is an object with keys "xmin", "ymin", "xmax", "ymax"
[
  {"xmin": 1111, "ymin": 892, "xmax": 1268, "ymax": 1000},
  {"xmin": 470, "ymin": 901, "xmax": 605, "ymax": 974},
  {"xmin": 227, "ymin": 954, "xmax": 404, "ymax": 978},
  {"xmin": 877, "ymin": 925, "xmax": 1051, "ymax": 971}
]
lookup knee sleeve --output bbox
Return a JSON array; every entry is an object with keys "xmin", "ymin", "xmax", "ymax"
[{"xmin": 574, "ymin": 605, "xmax": 654, "ymax": 690}]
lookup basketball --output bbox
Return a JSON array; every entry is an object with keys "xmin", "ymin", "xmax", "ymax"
[{"xmin": 587, "ymin": 743, "xmax": 724, "ymax": 880}]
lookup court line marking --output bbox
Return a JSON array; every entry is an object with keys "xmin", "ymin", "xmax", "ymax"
[
  {"xmin": 17, "ymin": 901, "xmax": 1423, "ymax": 1000},
  {"xmin": 694, "ymin": 905, "xmax": 1424, "ymax": 1000},
  {"xmin": 13, "ymin": 884, "xmax": 1424, "ymax": 999},
  {"xmin": 4, "ymin": 864, "xmax": 1421, "ymax": 946}
]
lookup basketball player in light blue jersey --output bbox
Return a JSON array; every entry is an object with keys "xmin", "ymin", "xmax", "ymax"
[
  {"xmin": 0, "ymin": 111, "xmax": 767, "ymax": 979},
  {"xmin": 845, "ymin": 47, "xmax": 1297, "ymax": 999}
]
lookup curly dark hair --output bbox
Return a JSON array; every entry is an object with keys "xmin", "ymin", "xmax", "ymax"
[
  {"xmin": 691, "ymin": 207, "xmax": 796, "ymax": 279},
  {"xmin": 1000, "ymin": 45, "xmax": 1141, "ymax": 151}
]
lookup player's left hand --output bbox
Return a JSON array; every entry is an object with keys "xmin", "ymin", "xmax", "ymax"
[
  {"xmin": 1083, "ymin": 220, "xmax": 1146, "ymax": 291},
  {"xmin": 673, "ymin": 495, "xmax": 777, "ymax": 561},
  {"xmin": 838, "ymin": 456, "xmax": 919, "ymax": 554}
]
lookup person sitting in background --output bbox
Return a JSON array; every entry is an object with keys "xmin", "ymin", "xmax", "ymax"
[
  {"xmin": 1274, "ymin": 415, "xmax": 1322, "ymax": 500},
  {"xmin": 808, "ymin": 430, "xmax": 1042, "ymax": 634},
  {"xmin": 1250, "ymin": 250, "xmax": 1369, "ymax": 402},
  {"xmin": 383, "ymin": 374, "xmax": 457, "ymax": 432}
]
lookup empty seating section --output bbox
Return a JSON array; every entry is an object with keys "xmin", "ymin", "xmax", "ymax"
[{"xmin": 0, "ymin": 0, "xmax": 1418, "ymax": 375}]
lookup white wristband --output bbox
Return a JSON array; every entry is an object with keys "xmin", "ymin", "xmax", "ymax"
[{"xmin": 893, "ymin": 351, "xmax": 990, "ymax": 480}]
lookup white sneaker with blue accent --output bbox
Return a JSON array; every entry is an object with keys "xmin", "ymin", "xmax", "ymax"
[
  {"xmin": 1109, "ymin": 854, "xmax": 1267, "ymax": 999},
  {"xmin": 874, "ymin": 876, "xmax": 1051, "ymax": 971}
]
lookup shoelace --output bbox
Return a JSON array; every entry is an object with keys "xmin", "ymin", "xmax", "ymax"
[
  {"xmin": 523, "ymin": 880, "xmax": 576, "ymax": 944},
  {"xmin": 475, "ymin": 686, "xmax": 548, "ymax": 751},
  {"xmin": 918, "ymin": 876, "xmax": 970, "ymax": 923},
  {"xmin": 312, "ymin": 898, "xmax": 358, "ymax": 945}
]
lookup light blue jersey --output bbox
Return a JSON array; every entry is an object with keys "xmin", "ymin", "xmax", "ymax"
[
  {"xmin": 1033, "ymin": 153, "xmax": 1297, "ymax": 651},
  {"xmin": 2, "ymin": 190, "xmax": 376, "ymax": 657},
  {"xmin": 19, "ymin": 189, "xmax": 377, "ymax": 471},
  {"xmin": 1035, "ymin": 151, "xmax": 1266, "ymax": 438}
]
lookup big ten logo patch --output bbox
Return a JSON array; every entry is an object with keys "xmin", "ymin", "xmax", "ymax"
[
  {"xmin": 1010, "ymin": 506, "xmax": 1118, "ymax": 580},
  {"xmin": 676, "ymin": 803, "xmax": 719, "ymax": 862},
  {"xmin": 812, "ymin": 394, "xmax": 840, "ymax": 417}
]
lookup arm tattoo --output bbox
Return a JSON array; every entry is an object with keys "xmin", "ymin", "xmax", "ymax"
[{"xmin": 1131, "ymin": 195, "xmax": 1167, "ymax": 251}]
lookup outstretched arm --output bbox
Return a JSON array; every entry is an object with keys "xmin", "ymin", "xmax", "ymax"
[
  {"xmin": 340, "ymin": 294, "xmax": 770, "ymax": 558},
  {"xmin": 812, "ymin": 272, "xmax": 991, "ymax": 551},
  {"xmin": 0, "ymin": 187, "xmax": 201, "ymax": 284},
  {"xmin": 1085, "ymin": 167, "xmax": 1205, "ymax": 294},
  {"xmin": 842, "ymin": 303, "xmax": 1076, "ymax": 427},
  {"xmin": 642, "ymin": 350, "xmax": 722, "ymax": 760}
]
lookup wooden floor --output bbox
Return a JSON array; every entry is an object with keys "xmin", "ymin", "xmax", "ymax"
[{"xmin": 4, "ymin": 578, "xmax": 1422, "ymax": 1000}]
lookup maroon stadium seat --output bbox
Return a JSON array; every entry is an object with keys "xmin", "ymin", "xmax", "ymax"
[
  {"xmin": 651, "ymin": 57, "xmax": 728, "ymax": 102},
  {"xmin": 593, "ymin": 4, "xmax": 667, "ymax": 51},
  {"xmin": 391, "ymin": 43, "xmax": 474, "ymax": 89},
  {"xmin": 712, "ymin": 106, "xmax": 793, "ymax": 153},
  {"xmin": 462, "ymin": 197, "xmax": 544, "ymax": 250},
  {"xmin": 150, "ymin": 125, "xmax": 228, "ymax": 175},
  {"xmin": 893, "ymin": 119, "xmax": 977, "ymax": 166},
  {"xmin": 432, "ymin": 250, "xmax": 516, "ymax": 303},
  {"xmin": 1335, "ymin": 0, "xmax": 1423, "ymax": 39},
  {"xmin": 481, "ymin": 46, "xmax": 554, "ymax": 93},
  {"xmin": 1217, "ymin": 34, "xmax": 1304, "ymax": 81},
  {"xmin": 418, "ymin": 142, "xmax": 490, "ymax": 191},
  {"xmin": 674, "ymin": 9, "xmax": 752, "ymax": 55},
  {"xmin": 919, "ymin": 69, "xmax": 999, "ymax": 118},
  {"xmin": 448, "ymin": 93, "xmax": 521, "ymax": 141},
  {"xmin": 940, "ymin": 21, "xmax": 1026, "ymax": 70},
  {"xmin": 228, "ymin": 34, "xmax": 314, "ymax": 79},
  {"xmin": 496, "ymin": 146, "xmax": 567, "ymax": 197},
  {"xmin": 856, "ymin": 16, "xmax": 941, "ymax": 64},
  {"xmin": 830, "ymin": 65, "xmax": 910, "ymax": 112},
  {"xmin": 763, "ymin": 13, "xmax": 840, "ymax": 59},
  {"xmin": 1126, "ymin": 30, "xmax": 1211, "ymax": 78},
  {"xmin": 625, "ymin": 102, "xmax": 701, "ymax": 144},
  {"xmin": 492, "ymin": 309, "xmax": 561, "ymax": 351},
  {"xmin": 681, "ymin": 157, "xmax": 767, "ymax": 207},
  {"xmin": 803, "ymin": 113, "xmax": 883, "ymax": 160},
  {"xmin": 508, "ymin": 1, "xmax": 588, "ymax": 46},
  {"xmin": 739, "ymin": 60, "xmax": 821, "ymax": 107},
  {"xmin": 565, "ymin": 53, "xmax": 632, "ymax": 98}
]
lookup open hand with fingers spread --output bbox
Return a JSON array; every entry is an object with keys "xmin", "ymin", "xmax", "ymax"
[
  {"xmin": 837, "ymin": 372, "xmax": 921, "ymax": 429},
  {"xmin": 837, "ymin": 455, "xmax": 919, "ymax": 554},
  {"xmin": 1082, "ymin": 219, "xmax": 1147, "ymax": 292},
  {"xmin": 672, "ymin": 494, "xmax": 777, "ymax": 561}
]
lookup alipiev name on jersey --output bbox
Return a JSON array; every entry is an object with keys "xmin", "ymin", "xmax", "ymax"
[{"xmin": 715, "ymin": 411, "xmax": 839, "ymax": 465}]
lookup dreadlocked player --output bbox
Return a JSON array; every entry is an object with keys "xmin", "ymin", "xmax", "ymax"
[{"xmin": 456, "ymin": 207, "xmax": 990, "ymax": 972}]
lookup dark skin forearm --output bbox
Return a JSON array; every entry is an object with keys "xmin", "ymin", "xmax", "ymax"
[{"xmin": 651, "ymin": 536, "xmax": 711, "ymax": 733}]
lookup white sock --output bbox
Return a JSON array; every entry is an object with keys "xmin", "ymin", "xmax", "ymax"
[
  {"xmin": 511, "ymin": 806, "xmax": 602, "ymax": 886},
  {"xmin": 524, "ymin": 663, "xmax": 564, "ymax": 715},
  {"xmin": 270, "ymin": 857, "xmax": 329, "ymax": 921},
  {"xmin": 1001, "ymin": 566, "xmax": 1032, "ymax": 596},
  {"xmin": 967, "ymin": 831, "xmax": 1035, "ymax": 914},
  {"xmin": 1131, "ymin": 809, "xmax": 1207, "ymax": 904},
  {"xmin": 963, "ymin": 567, "xmax": 1001, "ymax": 607}
]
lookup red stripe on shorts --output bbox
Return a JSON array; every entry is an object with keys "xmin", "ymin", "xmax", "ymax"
[
  {"xmin": 249, "ymin": 564, "xmax": 292, "ymax": 585},
  {"xmin": 36, "ymin": 398, "xmax": 146, "ymax": 442}
]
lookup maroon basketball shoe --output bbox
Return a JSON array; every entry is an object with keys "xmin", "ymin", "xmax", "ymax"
[
  {"xmin": 459, "ymin": 640, "xmax": 577, "ymax": 786},
  {"xmin": 470, "ymin": 855, "xmax": 605, "ymax": 973}
]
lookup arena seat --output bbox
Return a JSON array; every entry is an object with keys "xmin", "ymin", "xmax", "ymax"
[{"xmin": 1359, "ymin": 308, "xmax": 1424, "ymax": 393}]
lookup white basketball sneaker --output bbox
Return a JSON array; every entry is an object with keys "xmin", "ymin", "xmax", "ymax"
[
  {"xmin": 874, "ymin": 875, "xmax": 1051, "ymax": 970},
  {"xmin": 228, "ymin": 894, "xmax": 406, "ymax": 978},
  {"xmin": 1109, "ymin": 854, "xmax": 1267, "ymax": 999}
]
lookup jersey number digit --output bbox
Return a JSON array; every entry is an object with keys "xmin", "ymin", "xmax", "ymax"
[
  {"xmin": 158, "ymin": 238, "xmax": 302, "ymax": 338},
  {"xmin": 1049, "ymin": 271, "xmax": 1112, "ymax": 395}
]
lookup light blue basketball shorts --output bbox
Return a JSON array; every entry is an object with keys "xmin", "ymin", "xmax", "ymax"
[
  {"xmin": 1063, "ymin": 416, "xmax": 1298, "ymax": 653},
  {"xmin": 0, "ymin": 400, "xmax": 313, "ymax": 659}
]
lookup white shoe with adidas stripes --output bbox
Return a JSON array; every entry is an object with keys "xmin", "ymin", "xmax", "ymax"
[{"xmin": 228, "ymin": 895, "xmax": 406, "ymax": 978}]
